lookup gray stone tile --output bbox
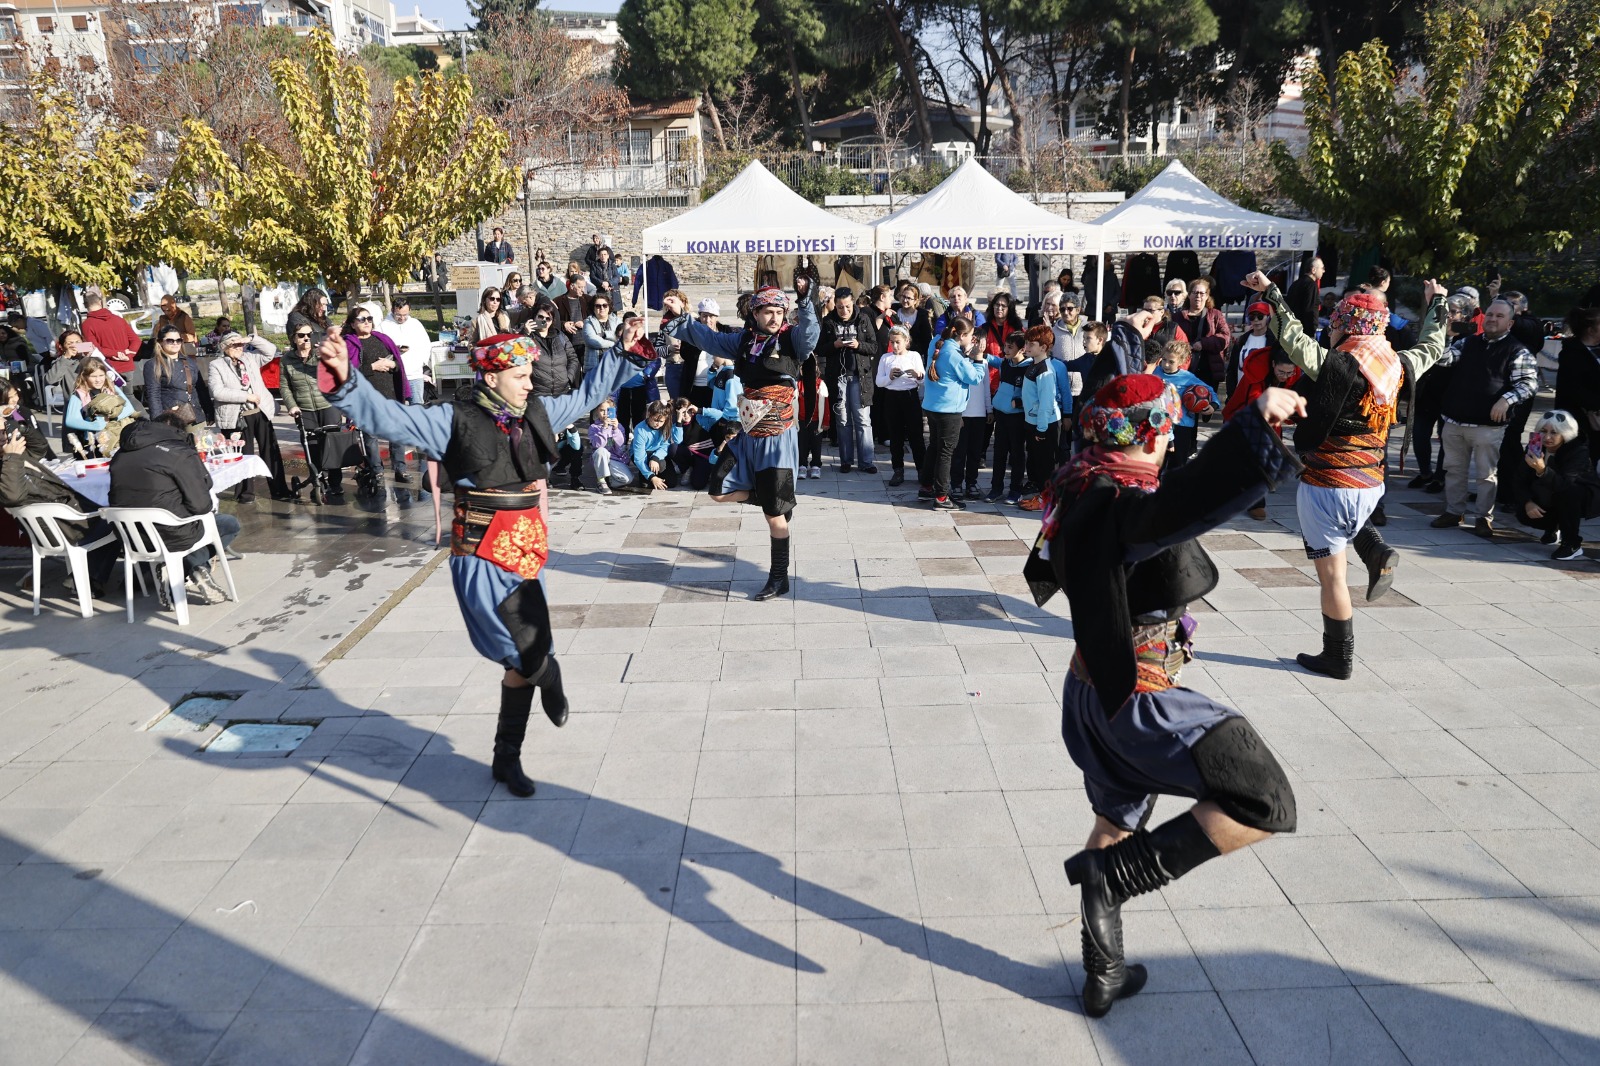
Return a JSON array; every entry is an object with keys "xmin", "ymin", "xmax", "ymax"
[
  {"xmin": 795, "ymin": 794, "xmax": 906, "ymax": 852},
  {"xmin": 891, "ymin": 745, "xmax": 998, "ymax": 793},
  {"xmin": 241, "ymin": 803, "xmax": 381, "ymax": 860},
  {"xmin": 1493, "ymin": 979, "xmax": 1600, "ymax": 1066},
  {"xmin": 0, "ymin": 864, "xmax": 126, "ymax": 931},
  {"xmin": 795, "ymin": 746, "xmax": 898, "ymax": 795},
  {"xmin": 674, "ymin": 851, "xmax": 796, "ymax": 922},
  {"xmin": 1363, "ymin": 830, "xmax": 1531, "ymax": 900},
  {"xmin": 923, "ymin": 915, "xmax": 1075, "ymax": 1001},
  {"xmin": 1300, "ymin": 901, "xmax": 1487, "ymax": 985},
  {"xmin": 1424, "ymin": 896, "xmax": 1600, "ymax": 984},
  {"xmin": 900, "ymin": 791, "xmax": 1018, "ymax": 849},
  {"xmin": 1412, "ymin": 776, "xmax": 1564, "ymax": 831},
  {"xmin": 1255, "ymin": 835, "xmax": 1408, "ymax": 904},
  {"xmin": 426, "ymin": 854, "xmax": 564, "ymax": 926},
  {"xmin": 118, "ymin": 922, "xmax": 298, "ymax": 1011},
  {"xmin": 303, "ymin": 857, "xmax": 454, "ymax": 926},
  {"xmin": 63, "ymin": 859, "xmax": 231, "ymax": 931},
  {"xmin": 686, "ymin": 795, "xmax": 796, "ymax": 854},
  {"xmin": 1359, "ymin": 982, "xmax": 1568, "ymax": 1066},
  {"xmin": 1078, "ymin": 989, "xmax": 1253, "ymax": 1065},
  {"xmin": 500, "ymin": 1006, "xmax": 654, "ymax": 1066},
  {"xmin": 1471, "ymin": 828, "xmax": 1600, "ymax": 897},
  {"xmin": 135, "ymin": 804, "xmax": 280, "ymax": 862},
  {"xmin": 384, "ymin": 923, "xmax": 541, "ymax": 1009},
  {"xmin": 1220, "ymin": 986, "xmax": 1408, "ymax": 1066},
  {"xmin": 795, "ymin": 849, "xmax": 920, "ymax": 920},
  {"xmin": 520, "ymin": 922, "xmax": 669, "ymax": 1007},
  {"xmin": 249, "ymin": 924, "xmax": 416, "ymax": 1009},
  {"xmin": 656, "ymin": 921, "xmax": 798, "ymax": 1005},
  {"xmin": 57, "ymin": 1009, "xmax": 236, "ymax": 1066},
  {"xmin": 1176, "ymin": 905, "xmax": 1345, "ymax": 990},
  {"xmin": 350, "ymin": 1008, "xmax": 513, "ymax": 1066},
  {"xmin": 0, "ymin": 927, "xmax": 170, "ymax": 1006},
  {"xmin": 202, "ymin": 1008, "xmax": 375, "ymax": 1066},
  {"xmin": 796, "ymin": 1002, "xmax": 946, "ymax": 1066},
  {"xmin": 693, "ymin": 748, "xmax": 795, "ymax": 798},
  {"xmin": 910, "ymin": 847, "xmax": 1044, "ymax": 917},
  {"xmin": 548, "ymin": 853, "xmax": 683, "ymax": 924}
]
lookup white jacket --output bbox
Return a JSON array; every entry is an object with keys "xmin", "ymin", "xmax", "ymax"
[{"xmin": 207, "ymin": 341, "xmax": 277, "ymax": 429}]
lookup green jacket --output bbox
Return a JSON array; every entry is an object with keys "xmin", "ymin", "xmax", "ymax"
[
  {"xmin": 278, "ymin": 353, "xmax": 330, "ymax": 414},
  {"xmin": 1262, "ymin": 284, "xmax": 1449, "ymax": 382}
]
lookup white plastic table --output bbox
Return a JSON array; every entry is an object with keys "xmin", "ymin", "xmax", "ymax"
[{"xmin": 50, "ymin": 455, "xmax": 272, "ymax": 507}]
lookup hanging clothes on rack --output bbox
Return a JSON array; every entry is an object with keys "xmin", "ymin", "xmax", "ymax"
[
  {"xmin": 1209, "ymin": 250, "xmax": 1259, "ymax": 305},
  {"xmin": 1081, "ymin": 256, "xmax": 1121, "ymax": 321},
  {"xmin": 1120, "ymin": 253, "xmax": 1162, "ymax": 308},
  {"xmin": 1164, "ymin": 250, "xmax": 1201, "ymax": 288}
]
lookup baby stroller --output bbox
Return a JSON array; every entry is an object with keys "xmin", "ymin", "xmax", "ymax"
[{"xmin": 292, "ymin": 412, "xmax": 380, "ymax": 503}]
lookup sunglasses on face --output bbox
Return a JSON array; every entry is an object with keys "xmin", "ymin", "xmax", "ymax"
[
  {"xmin": 1167, "ymin": 289, "xmax": 1185, "ymax": 296},
  {"xmin": 294, "ymin": 331, "xmax": 312, "ymax": 339},
  {"xmin": 1247, "ymin": 313, "xmax": 1267, "ymax": 321},
  {"xmin": 485, "ymin": 296, "xmax": 501, "ymax": 303},
  {"xmin": 160, "ymin": 337, "xmax": 182, "ymax": 344},
  {"xmin": 355, "ymin": 316, "xmax": 372, "ymax": 323},
  {"xmin": 594, "ymin": 303, "xmax": 610, "ymax": 310},
  {"xmin": 226, "ymin": 342, "xmax": 245, "ymax": 349}
]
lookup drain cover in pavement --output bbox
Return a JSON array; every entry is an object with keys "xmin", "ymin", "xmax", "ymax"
[
  {"xmin": 208, "ymin": 723, "xmax": 315, "ymax": 755},
  {"xmin": 147, "ymin": 694, "xmax": 240, "ymax": 733}
]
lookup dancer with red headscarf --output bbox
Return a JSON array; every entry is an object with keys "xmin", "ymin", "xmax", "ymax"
[
  {"xmin": 1244, "ymin": 272, "xmax": 1448, "ymax": 679},
  {"xmin": 318, "ymin": 324, "xmax": 650, "ymax": 796},
  {"xmin": 1025, "ymin": 373, "xmax": 1307, "ymax": 1017}
]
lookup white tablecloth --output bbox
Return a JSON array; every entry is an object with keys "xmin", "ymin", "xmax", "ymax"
[{"xmin": 51, "ymin": 455, "xmax": 272, "ymax": 508}]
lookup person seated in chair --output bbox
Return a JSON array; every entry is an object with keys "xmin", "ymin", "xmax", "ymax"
[
  {"xmin": 108, "ymin": 412, "xmax": 240, "ymax": 606},
  {"xmin": 0, "ymin": 424, "xmax": 119, "ymax": 596}
]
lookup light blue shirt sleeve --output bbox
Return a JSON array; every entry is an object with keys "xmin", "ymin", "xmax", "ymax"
[
  {"xmin": 666, "ymin": 316, "xmax": 743, "ymax": 360},
  {"xmin": 631, "ymin": 426, "xmax": 652, "ymax": 478},
  {"xmin": 1032, "ymin": 365, "xmax": 1057, "ymax": 433},
  {"xmin": 943, "ymin": 344, "xmax": 983, "ymax": 387},
  {"xmin": 65, "ymin": 395, "xmax": 104, "ymax": 432},
  {"xmin": 328, "ymin": 371, "xmax": 455, "ymax": 458}
]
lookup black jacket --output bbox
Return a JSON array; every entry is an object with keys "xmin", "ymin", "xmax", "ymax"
[
  {"xmin": 1284, "ymin": 275, "xmax": 1321, "ymax": 335},
  {"xmin": 1511, "ymin": 312, "xmax": 1545, "ymax": 360},
  {"xmin": 1554, "ymin": 336, "xmax": 1600, "ymax": 449},
  {"xmin": 820, "ymin": 308, "xmax": 881, "ymax": 404},
  {"xmin": 1516, "ymin": 438, "xmax": 1600, "ymax": 518},
  {"xmin": 0, "ymin": 449, "xmax": 100, "ymax": 542},
  {"xmin": 108, "ymin": 419, "xmax": 214, "ymax": 552}
]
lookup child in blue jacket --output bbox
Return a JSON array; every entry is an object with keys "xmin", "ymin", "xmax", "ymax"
[
  {"xmin": 922, "ymin": 319, "xmax": 985, "ymax": 509},
  {"xmin": 1155, "ymin": 340, "xmax": 1218, "ymax": 470},
  {"xmin": 1019, "ymin": 325, "xmax": 1063, "ymax": 510},
  {"xmin": 632, "ymin": 400, "xmax": 684, "ymax": 491}
]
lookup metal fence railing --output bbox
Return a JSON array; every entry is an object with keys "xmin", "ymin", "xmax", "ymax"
[{"xmin": 525, "ymin": 159, "xmax": 704, "ymax": 198}]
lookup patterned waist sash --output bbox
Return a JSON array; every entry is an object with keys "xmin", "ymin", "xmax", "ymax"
[
  {"xmin": 1070, "ymin": 618, "xmax": 1194, "ymax": 695},
  {"xmin": 744, "ymin": 384, "xmax": 795, "ymax": 438},
  {"xmin": 452, "ymin": 486, "xmax": 549, "ymax": 580}
]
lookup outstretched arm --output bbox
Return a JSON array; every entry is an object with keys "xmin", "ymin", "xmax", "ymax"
[
  {"xmin": 540, "ymin": 323, "xmax": 654, "ymax": 429},
  {"xmin": 666, "ymin": 315, "xmax": 743, "ymax": 360},
  {"xmin": 321, "ymin": 334, "xmax": 454, "ymax": 458}
]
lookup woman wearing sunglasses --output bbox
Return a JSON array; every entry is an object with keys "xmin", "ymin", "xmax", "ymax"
[
  {"xmin": 144, "ymin": 326, "xmax": 204, "ymax": 425},
  {"xmin": 343, "ymin": 306, "xmax": 413, "ymax": 485},
  {"xmin": 278, "ymin": 323, "xmax": 350, "ymax": 501},
  {"xmin": 469, "ymin": 287, "xmax": 511, "ymax": 345}
]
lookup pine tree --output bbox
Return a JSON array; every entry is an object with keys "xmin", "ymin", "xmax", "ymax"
[{"xmin": 616, "ymin": 0, "xmax": 759, "ymax": 149}]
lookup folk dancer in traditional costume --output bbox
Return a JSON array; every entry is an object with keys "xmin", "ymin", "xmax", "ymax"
[
  {"xmin": 1024, "ymin": 373, "xmax": 1306, "ymax": 1017},
  {"xmin": 1244, "ymin": 272, "xmax": 1447, "ymax": 679},
  {"xmin": 318, "ymin": 324, "xmax": 651, "ymax": 796},
  {"xmin": 661, "ymin": 280, "xmax": 818, "ymax": 601}
]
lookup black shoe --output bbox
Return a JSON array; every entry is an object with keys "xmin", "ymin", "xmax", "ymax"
[
  {"xmin": 859, "ymin": 464, "xmax": 878, "ymax": 474},
  {"xmin": 753, "ymin": 574, "xmax": 790, "ymax": 601},
  {"xmin": 1408, "ymin": 472, "xmax": 1433, "ymax": 489},
  {"xmin": 916, "ymin": 486, "xmax": 935, "ymax": 500},
  {"xmin": 1473, "ymin": 517, "xmax": 1494, "ymax": 539},
  {"xmin": 1541, "ymin": 529, "xmax": 1559, "ymax": 545},
  {"xmin": 963, "ymin": 483, "xmax": 978, "ymax": 499},
  {"xmin": 932, "ymin": 496, "xmax": 962, "ymax": 510},
  {"xmin": 568, "ymin": 479, "xmax": 582, "ymax": 491},
  {"xmin": 533, "ymin": 657, "xmax": 569, "ymax": 727},
  {"xmin": 1353, "ymin": 524, "xmax": 1398, "ymax": 602},
  {"xmin": 1297, "ymin": 614, "xmax": 1354, "ymax": 680},
  {"xmin": 491, "ymin": 685, "xmax": 538, "ymax": 797},
  {"xmin": 985, "ymin": 487, "xmax": 1006, "ymax": 503},
  {"xmin": 393, "ymin": 470, "xmax": 411, "ymax": 484},
  {"xmin": 1370, "ymin": 505, "xmax": 1387, "ymax": 527},
  {"xmin": 1424, "ymin": 478, "xmax": 1445, "ymax": 494},
  {"xmin": 1553, "ymin": 543, "xmax": 1584, "ymax": 561},
  {"xmin": 839, "ymin": 463, "xmax": 853, "ymax": 474},
  {"xmin": 235, "ymin": 492, "xmax": 256, "ymax": 504},
  {"xmin": 271, "ymin": 489, "xmax": 299, "ymax": 502},
  {"xmin": 888, "ymin": 471, "xmax": 905, "ymax": 487}
]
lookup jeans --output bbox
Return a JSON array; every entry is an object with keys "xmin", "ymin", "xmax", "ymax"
[
  {"xmin": 924, "ymin": 411, "xmax": 962, "ymax": 498},
  {"xmin": 592, "ymin": 449, "xmax": 635, "ymax": 488},
  {"xmin": 662, "ymin": 361, "xmax": 684, "ymax": 401},
  {"xmin": 833, "ymin": 375, "xmax": 874, "ymax": 467},
  {"xmin": 408, "ymin": 377, "xmax": 425, "ymax": 406},
  {"xmin": 1441, "ymin": 421, "xmax": 1505, "ymax": 522},
  {"xmin": 183, "ymin": 512, "xmax": 240, "ymax": 578}
]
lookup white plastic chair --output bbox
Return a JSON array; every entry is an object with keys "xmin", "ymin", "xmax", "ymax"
[
  {"xmin": 7, "ymin": 503, "xmax": 119, "ymax": 618},
  {"xmin": 99, "ymin": 507, "xmax": 238, "ymax": 625}
]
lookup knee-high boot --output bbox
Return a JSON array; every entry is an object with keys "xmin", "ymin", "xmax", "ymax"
[
  {"xmin": 1297, "ymin": 614, "xmax": 1355, "ymax": 680},
  {"xmin": 1064, "ymin": 813, "xmax": 1221, "ymax": 1017},
  {"xmin": 528, "ymin": 655, "xmax": 569, "ymax": 727},
  {"xmin": 754, "ymin": 535, "xmax": 790, "ymax": 601},
  {"xmin": 491, "ymin": 684, "xmax": 538, "ymax": 797},
  {"xmin": 1352, "ymin": 523, "xmax": 1399, "ymax": 601}
]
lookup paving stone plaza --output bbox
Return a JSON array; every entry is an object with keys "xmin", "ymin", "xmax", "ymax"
[{"xmin": 2, "ymin": 466, "xmax": 1599, "ymax": 1065}]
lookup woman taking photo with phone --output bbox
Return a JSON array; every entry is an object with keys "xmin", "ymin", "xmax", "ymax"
[{"xmin": 1515, "ymin": 409, "xmax": 1600, "ymax": 561}]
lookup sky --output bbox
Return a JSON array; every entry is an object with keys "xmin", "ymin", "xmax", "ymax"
[{"xmin": 420, "ymin": 0, "xmax": 621, "ymax": 31}]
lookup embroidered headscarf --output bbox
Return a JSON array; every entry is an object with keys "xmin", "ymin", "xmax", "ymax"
[
  {"xmin": 749, "ymin": 286, "xmax": 790, "ymax": 313},
  {"xmin": 1328, "ymin": 292, "xmax": 1388, "ymax": 337},
  {"xmin": 470, "ymin": 333, "xmax": 538, "ymax": 374},
  {"xmin": 1327, "ymin": 294, "xmax": 1401, "ymax": 415},
  {"xmin": 1078, "ymin": 373, "xmax": 1183, "ymax": 448}
]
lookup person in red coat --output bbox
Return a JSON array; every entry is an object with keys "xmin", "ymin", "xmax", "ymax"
[{"xmin": 79, "ymin": 293, "xmax": 142, "ymax": 376}]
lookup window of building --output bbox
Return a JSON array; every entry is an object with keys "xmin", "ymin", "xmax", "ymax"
[
  {"xmin": 665, "ymin": 128, "xmax": 687, "ymax": 161},
  {"xmin": 71, "ymin": 14, "xmax": 88, "ymax": 31},
  {"xmin": 37, "ymin": 15, "xmax": 54, "ymax": 33},
  {"xmin": 42, "ymin": 55, "xmax": 60, "ymax": 72},
  {"xmin": 0, "ymin": 15, "xmax": 19, "ymax": 41},
  {"xmin": 0, "ymin": 54, "xmax": 26, "ymax": 82},
  {"xmin": 614, "ymin": 129, "xmax": 651, "ymax": 166},
  {"xmin": 77, "ymin": 54, "xmax": 95, "ymax": 72}
]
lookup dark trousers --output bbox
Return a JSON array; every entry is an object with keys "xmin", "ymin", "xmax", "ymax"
[
  {"xmin": 924, "ymin": 411, "xmax": 962, "ymax": 498},
  {"xmin": 229, "ymin": 410, "xmax": 291, "ymax": 498},
  {"xmin": 683, "ymin": 385, "xmax": 714, "ymax": 449},
  {"xmin": 1026, "ymin": 420, "xmax": 1062, "ymax": 488},
  {"xmin": 799, "ymin": 420, "xmax": 823, "ymax": 467},
  {"xmin": 1496, "ymin": 401, "xmax": 1534, "ymax": 509},
  {"xmin": 952, "ymin": 416, "xmax": 991, "ymax": 490},
  {"xmin": 1518, "ymin": 493, "xmax": 1585, "ymax": 548},
  {"xmin": 880, "ymin": 389, "xmax": 926, "ymax": 480},
  {"xmin": 991, "ymin": 412, "xmax": 1028, "ymax": 495},
  {"xmin": 1169, "ymin": 424, "xmax": 1199, "ymax": 471},
  {"xmin": 551, "ymin": 444, "xmax": 583, "ymax": 487},
  {"xmin": 617, "ymin": 384, "xmax": 651, "ymax": 430},
  {"xmin": 1411, "ymin": 373, "xmax": 1447, "ymax": 477},
  {"xmin": 309, "ymin": 406, "xmax": 345, "ymax": 491}
]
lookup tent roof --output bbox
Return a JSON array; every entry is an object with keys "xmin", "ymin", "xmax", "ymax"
[
  {"xmin": 872, "ymin": 157, "xmax": 1101, "ymax": 257},
  {"xmin": 1094, "ymin": 160, "xmax": 1317, "ymax": 257},
  {"xmin": 641, "ymin": 160, "xmax": 873, "ymax": 257}
]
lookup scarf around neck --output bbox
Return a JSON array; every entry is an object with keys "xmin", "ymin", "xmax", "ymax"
[
  {"xmin": 473, "ymin": 382, "xmax": 527, "ymax": 436},
  {"xmin": 1042, "ymin": 445, "xmax": 1163, "ymax": 547}
]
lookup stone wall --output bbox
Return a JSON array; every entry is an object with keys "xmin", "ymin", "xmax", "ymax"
[{"xmin": 441, "ymin": 191, "xmax": 1129, "ymax": 305}]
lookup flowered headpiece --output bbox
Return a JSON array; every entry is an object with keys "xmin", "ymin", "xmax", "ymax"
[
  {"xmin": 1079, "ymin": 373, "xmax": 1182, "ymax": 446},
  {"xmin": 470, "ymin": 333, "xmax": 538, "ymax": 373},
  {"xmin": 1328, "ymin": 292, "xmax": 1388, "ymax": 337},
  {"xmin": 749, "ymin": 286, "xmax": 790, "ymax": 312}
]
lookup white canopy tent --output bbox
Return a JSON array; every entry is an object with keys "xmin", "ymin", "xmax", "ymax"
[
  {"xmin": 1091, "ymin": 160, "xmax": 1318, "ymax": 308},
  {"xmin": 641, "ymin": 159, "xmax": 874, "ymax": 261},
  {"xmin": 872, "ymin": 157, "xmax": 1103, "ymax": 266}
]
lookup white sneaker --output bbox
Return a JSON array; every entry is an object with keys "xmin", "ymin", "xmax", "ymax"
[
  {"xmin": 186, "ymin": 569, "xmax": 226, "ymax": 606},
  {"xmin": 798, "ymin": 466, "xmax": 810, "ymax": 480},
  {"xmin": 809, "ymin": 466, "xmax": 822, "ymax": 479}
]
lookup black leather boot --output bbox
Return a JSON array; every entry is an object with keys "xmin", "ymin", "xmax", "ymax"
[
  {"xmin": 1297, "ymin": 614, "xmax": 1354, "ymax": 679},
  {"xmin": 753, "ymin": 536, "xmax": 790, "ymax": 601},
  {"xmin": 709, "ymin": 446, "xmax": 738, "ymax": 496},
  {"xmin": 1352, "ymin": 523, "xmax": 1399, "ymax": 602},
  {"xmin": 530, "ymin": 656, "xmax": 569, "ymax": 727},
  {"xmin": 491, "ymin": 684, "xmax": 537, "ymax": 797},
  {"xmin": 1064, "ymin": 813, "xmax": 1221, "ymax": 1017}
]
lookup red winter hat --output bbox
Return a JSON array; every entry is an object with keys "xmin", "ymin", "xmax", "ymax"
[
  {"xmin": 1247, "ymin": 301, "xmax": 1271, "ymax": 317},
  {"xmin": 1092, "ymin": 372, "xmax": 1169, "ymax": 410}
]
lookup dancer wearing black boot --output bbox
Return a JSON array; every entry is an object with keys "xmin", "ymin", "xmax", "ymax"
[
  {"xmin": 1245, "ymin": 272, "xmax": 1448, "ymax": 680},
  {"xmin": 1025, "ymin": 374, "xmax": 1305, "ymax": 1017},
  {"xmin": 663, "ymin": 280, "xmax": 818, "ymax": 601},
  {"xmin": 319, "ymin": 325, "xmax": 651, "ymax": 796}
]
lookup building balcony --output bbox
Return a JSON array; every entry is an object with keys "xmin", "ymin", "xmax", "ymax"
[{"xmin": 524, "ymin": 159, "xmax": 703, "ymax": 198}]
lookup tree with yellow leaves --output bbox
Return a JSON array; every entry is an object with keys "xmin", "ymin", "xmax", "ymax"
[
  {"xmin": 172, "ymin": 27, "xmax": 517, "ymax": 301},
  {"xmin": 0, "ymin": 77, "xmax": 252, "ymax": 292}
]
